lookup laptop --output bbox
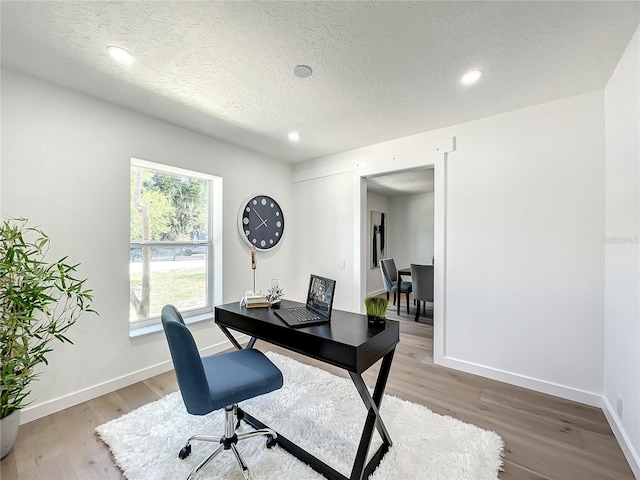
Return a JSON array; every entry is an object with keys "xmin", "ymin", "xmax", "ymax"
[{"xmin": 275, "ymin": 274, "xmax": 336, "ymax": 328}]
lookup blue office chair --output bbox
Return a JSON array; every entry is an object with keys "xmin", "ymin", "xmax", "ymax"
[{"xmin": 161, "ymin": 305, "xmax": 283, "ymax": 480}]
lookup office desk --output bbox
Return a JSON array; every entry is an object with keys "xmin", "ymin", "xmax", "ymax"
[{"xmin": 215, "ymin": 300, "xmax": 400, "ymax": 480}]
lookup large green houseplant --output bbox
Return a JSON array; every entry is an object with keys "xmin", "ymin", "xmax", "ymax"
[{"xmin": 0, "ymin": 218, "xmax": 95, "ymax": 458}]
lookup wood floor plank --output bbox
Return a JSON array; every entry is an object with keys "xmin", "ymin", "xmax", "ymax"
[
  {"xmin": 0, "ymin": 308, "xmax": 634, "ymax": 479},
  {"xmin": 9, "ymin": 416, "xmax": 66, "ymax": 476},
  {"xmin": 477, "ymin": 392, "xmax": 586, "ymax": 448},
  {"xmin": 579, "ymin": 428, "xmax": 635, "ymax": 474},
  {"xmin": 481, "ymin": 389, "xmax": 612, "ymax": 435},
  {"xmin": 501, "ymin": 460, "xmax": 554, "ymax": 480},
  {"xmin": 0, "ymin": 450, "xmax": 19, "ymax": 479},
  {"xmin": 116, "ymin": 381, "xmax": 162, "ymax": 411},
  {"xmin": 10, "ymin": 453, "xmax": 78, "ymax": 480},
  {"xmin": 143, "ymin": 370, "xmax": 179, "ymax": 399},
  {"xmin": 87, "ymin": 391, "xmax": 132, "ymax": 426},
  {"xmin": 52, "ymin": 402, "xmax": 121, "ymax": 480}
]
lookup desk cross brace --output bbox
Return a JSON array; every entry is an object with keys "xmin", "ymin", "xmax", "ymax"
[
  {"xmin": 238, "ymin": 341, "xmax": 395, "ymax": 480},
  {"xmin": 348, "ymin": 350, "xmax": 394, "ymax": 480}
]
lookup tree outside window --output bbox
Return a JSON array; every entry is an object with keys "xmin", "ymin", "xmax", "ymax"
[{"xmin": 129, "ymin": 160, "xmax": 214, "ymax": 325}]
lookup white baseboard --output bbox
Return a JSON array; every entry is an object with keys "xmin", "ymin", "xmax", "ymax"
[
  {"xmin": 435, "ymin": 354, "xmax": 603, "ymax": 407},
  {"xmin": 602, "ymin": 396, "xmax": 640, "ymax": 479},
  {"xmin": 437, "ymin": 354, "xmax": 639, "ymax": 476},
  {"xmin": 366, "ymin": 288, "xmax": 387, "ymax": 297},
  {"xmin": 20, "ymin": 338, "xmax": 241, "ymax": 425}
]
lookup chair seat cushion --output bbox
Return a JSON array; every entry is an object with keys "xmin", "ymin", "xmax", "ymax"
[
  {"xmin": 201, "ymin": 349, "xmax": 284, "ymax": 411},
  {"xmin": 391, "ymin": 281, "xmax": 412, "ymax": 294}
]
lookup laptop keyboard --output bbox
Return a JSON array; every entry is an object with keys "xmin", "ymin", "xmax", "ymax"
[{"xmin": 289, "ymin": 308, "xmax": 321, "ymax": 322}]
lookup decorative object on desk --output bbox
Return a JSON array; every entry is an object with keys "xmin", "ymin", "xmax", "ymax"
[
  {"xmin": 364, "ymin": 296, "xmax": 388, "ymax": 326},
  {"xmin": 97, "ymin": 352, "xmax": 504, "ymax": 480},
  {"xmin": 370, "ymin": 210, "xmax": 386, "ymax": 268},
  {"xmin": 0, "ymin": 218, "xmax": 97, "ymax": 459},
  {"xmin": 239, "ymin": 247, "xmax": 269, "ymax": 307},
  {"xmin": 266, "ymin": 278, "xmax": 284, "ymax": 308},
  {"xmin": 238, "ymin": 194, "xmax": 285, "ymax": 251},
  {"xmin": 251, "ymin": 244, "xmax": 257, "ymax": 291}
]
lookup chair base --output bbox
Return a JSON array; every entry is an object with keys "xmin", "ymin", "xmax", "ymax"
[{"xmin": 180, "ymin": 405, "xmax": 277, "ymax": 480}]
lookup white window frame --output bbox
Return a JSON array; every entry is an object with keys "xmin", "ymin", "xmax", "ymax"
[{"xmin": 129, "ymin": 158, "xmax": 223, "ymax": 336}]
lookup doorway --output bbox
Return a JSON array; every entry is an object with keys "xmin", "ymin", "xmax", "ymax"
[{"xmin": 364, "ymin": 167, "xmax": 435, "ymax": 304}]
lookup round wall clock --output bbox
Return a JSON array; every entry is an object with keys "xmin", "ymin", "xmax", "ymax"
[{"xmin": 238, "ymin": 194, "xmax": 285, "ymax": 250}]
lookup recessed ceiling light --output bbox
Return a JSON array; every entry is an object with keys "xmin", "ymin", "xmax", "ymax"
[
  {"xmin": 293, "ymin": 65, "xmax": 313, "ymax": 78},
  {"xmin": 460, "ymin": 69, "xmax": 482, "ymax": 86},
  {"xmin": 107, "ymin": 45, "xmax": 134, "ymax": 65},
  {"xmin": 288, "ymin": 132, "xmax": 301, "ymax": 142}
]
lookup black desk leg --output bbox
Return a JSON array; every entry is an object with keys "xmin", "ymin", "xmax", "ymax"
[
  {"xmin": 221, "ymin": 323, "xmax": 396, "ymax": 480},
  {"xmin": 348, "ymin": 349, "xmax": 395, "ymax": 480},
  {"xmin": 217, "ymin": 325, "xmax": 258, "ymax": 351},
  {"xmin": 217, "ymin": 325, "xmax": 243, "ymax": 351}
]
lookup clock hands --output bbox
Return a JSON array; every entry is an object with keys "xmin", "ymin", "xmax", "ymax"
[{"xmin": 252, "ymin": 208, "xmax": 268, "ymax": 229}]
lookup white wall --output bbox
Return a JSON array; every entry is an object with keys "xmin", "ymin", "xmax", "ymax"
[
  {"xmin": 0, "ymin": 69, "xmax": 294, "ymax": 422},
  {"xmin": 293, "ymin": 91, "xmax": 606, "ymax": 404},
  {"xmin": 289, "ymin": 171, "xmax": 357, "ymax": 311},
  {"xmin": 445, "ymin": 92, "xmax": 605, "ymax": 399},
  {"xmin": 366, "ymin": 190, "xmax": 389, "ymax": 295},
  {"xmin": 388, "ymin": 192, "xmax": 434, "ymax": 271},
  {"xmin": 603, "ymin": 26, "xmax": 640, "ymax": 476}
]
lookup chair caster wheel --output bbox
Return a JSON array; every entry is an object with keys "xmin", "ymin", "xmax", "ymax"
[
  {"xmin": 266, "ymin": 435, "xmax": 277, "ymax": 448},
  {"xmin": 178, "ymin": 444, "xmax": 191, "ymax": 459}
]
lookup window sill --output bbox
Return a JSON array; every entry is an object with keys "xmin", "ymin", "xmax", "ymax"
[{"xmin": 129, "ymin": 310, "xmax": 214, "ymax": 338}]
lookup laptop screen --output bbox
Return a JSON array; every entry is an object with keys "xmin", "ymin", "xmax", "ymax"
[{"xmin": 306, "ymin": 274, "xmax": 336, "ymax": 319}]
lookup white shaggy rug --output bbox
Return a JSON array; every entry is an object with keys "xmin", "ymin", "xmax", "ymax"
[{"xmin": 96, "ymin": 352, "xmax": 503, "ymax": 480}]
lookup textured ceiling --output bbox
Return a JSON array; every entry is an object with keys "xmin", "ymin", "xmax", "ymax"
[
  {"xmin": 1, "ymin": 1, "xmax": 638, "ymax": 163},
  {"xmin": 367, "ymin": 168, "xmax": 434, "ymax": 197}
]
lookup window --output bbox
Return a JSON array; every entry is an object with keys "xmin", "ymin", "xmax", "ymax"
[{"xmin": 130, "ymin": 158, "xmax": 221, "ymax": 332}]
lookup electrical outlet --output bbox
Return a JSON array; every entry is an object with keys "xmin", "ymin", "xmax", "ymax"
[{"xmin": 616, "ymin": 394, "xmax": 623, "ymax": 417}]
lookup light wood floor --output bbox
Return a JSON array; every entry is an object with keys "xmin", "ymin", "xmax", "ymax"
[{"xmin": 1, "ymin": 302, "xmax": 634, "ymax": 479}]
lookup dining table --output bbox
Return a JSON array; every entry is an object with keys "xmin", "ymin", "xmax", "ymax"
[{"xmin": 397, "ymin": 266, "xmax": 412, "ymax": 283}]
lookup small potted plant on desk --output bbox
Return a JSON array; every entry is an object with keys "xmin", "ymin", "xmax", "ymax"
[
  {"xmin": 364, "ymin": 296, "xmax": 388, "ymax": 327},
  {"xmin": 0, "ymin": 218, "xmax": 96, "ymax": 459}
]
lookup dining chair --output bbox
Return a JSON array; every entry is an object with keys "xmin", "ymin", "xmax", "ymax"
[
  {"xmin": 410, "ymin": 264, "xmax": 434, "ymax": 322},
  {"xmin": 161, "ymin": 305, "xmax": 283, "ymax": 480},
  {"xmin": 380, "ymin": 258, "xmax": 412, "ymax": 315}
]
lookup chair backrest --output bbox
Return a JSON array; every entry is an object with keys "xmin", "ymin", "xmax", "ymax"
[
  {"xmin": 161, "ymin": 305, "xmax": 215, "ymax": 415},
  {"xmin": 380, "ymin": 258, "xmax": 398, "ymax": 293},
  {"xmin": 411, "ymin": 264, "xmax": 434, "ymax": 302}
]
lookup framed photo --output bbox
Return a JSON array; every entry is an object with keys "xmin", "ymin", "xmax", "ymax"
[{"xmin": 371, "ymin": 211, "xmax": 386, "ymax": 269}]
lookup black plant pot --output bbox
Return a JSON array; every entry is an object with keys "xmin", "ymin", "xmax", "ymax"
[{"xmin": 367, "ymin": 315, "xmax": 386, "ymax": 327}]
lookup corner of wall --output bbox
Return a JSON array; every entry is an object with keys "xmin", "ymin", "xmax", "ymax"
[{"xmin": 602, "ymin": 395, "xmax": 640, "ymax": 478}]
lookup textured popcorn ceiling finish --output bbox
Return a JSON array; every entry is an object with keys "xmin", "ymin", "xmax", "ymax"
[
  {"xmin": 368, "ymin": 169, "xmax": 434, "ymax": 197},
  {"xmin": 1, "ymin": 1, "xmax": 638, "ymax": 163}
]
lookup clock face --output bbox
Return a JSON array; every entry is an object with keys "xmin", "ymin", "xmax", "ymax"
[{"xmin": 238, "ymin": 195, "xmax": 285, "ymax": 250}]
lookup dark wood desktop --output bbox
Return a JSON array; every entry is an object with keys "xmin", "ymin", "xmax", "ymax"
[{"xmin": 215, "ymin": 300, "xmax": 400, "ymax": 480}]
